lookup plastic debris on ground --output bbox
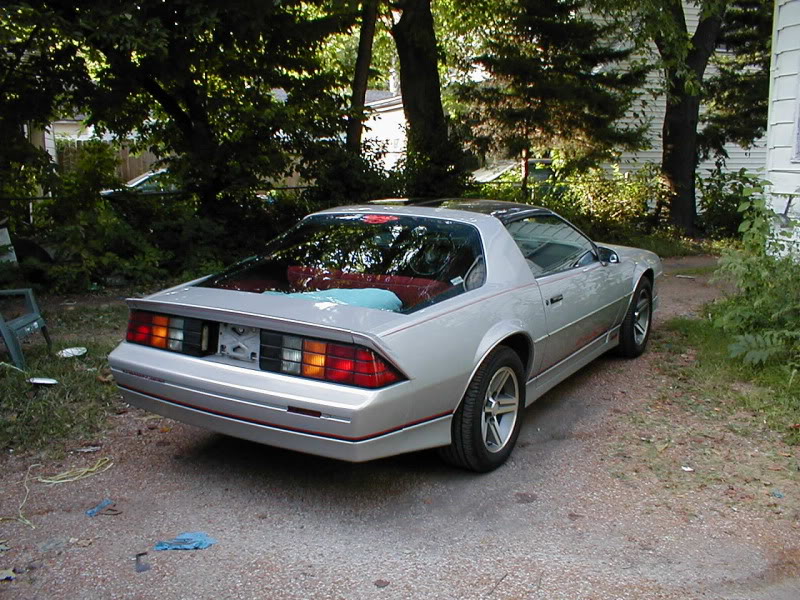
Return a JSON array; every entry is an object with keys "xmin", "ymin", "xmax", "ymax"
[
  {"xmin": 85, "ymin": 499, "xmax": 114, "ymax": 517},
  {"xmin": 26, "ymin": 378, "xmax": 59, "ymax": 386},
  {"xmin": 0, "ymin": 463, "xmax": 40, "ymax": 529},
  {"xmin": 38, "ymin": 457, "xmax": 112, "ymax": 485},
  {"xmin": 56, "ymin": 347, "xmax": 87, "ymax": 358},
  {"xmin": 0, "ymin": 569, "xmax": 15, "ymax": 581},
  {"xmin": 135, "ymin": 552, "xmax": 151, "ymax": 572},
  {"xmin": 681, "ymin": 466, "xmax": 695, "ymax": 472},
  {"xmin": 772, "ymin": 489, "xmax": 785, "ymax": 499},
  {"xmin": 154, "ymin": 532, "xmax": 217, "ymax": 551},
  {"xmin": 0, "ymin": 541, "xmax": 9, "ymax": 552}
]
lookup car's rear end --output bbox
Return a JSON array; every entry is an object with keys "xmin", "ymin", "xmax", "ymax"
[{"xmin": 109, "ymin": 209, "xmax": 490, "ymax": 461}]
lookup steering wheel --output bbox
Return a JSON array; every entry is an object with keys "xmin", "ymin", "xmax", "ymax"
[{"xmin": 409, "ymin": 235, "xmax": 455, "ymax": 276}]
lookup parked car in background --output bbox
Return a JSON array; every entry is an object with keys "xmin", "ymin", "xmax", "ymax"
[
  {"xmin": 109, "ymin": 199, "xmax": 662, "ymax": 472},
  {"xmin": 100, "ymin": 169, "xmax": 179, "ymax": 199}
]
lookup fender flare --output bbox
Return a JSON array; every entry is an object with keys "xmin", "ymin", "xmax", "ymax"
[{"xmin": 455, "ymin": 320, "xmax": 534, "ymax": 404}]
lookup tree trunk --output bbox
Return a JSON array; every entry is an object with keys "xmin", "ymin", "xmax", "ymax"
[
  {"xmin": 391, "ymin": 0, "xmax": 463, "ymax": 197},
  {"xmin": 346, "ymin": 0, "xmax": 379, "ymax": 153},
  {"xmin": 661, "ymin": 80, "xmax": 701, "ymax": 233},
  {"xmin": 655, "ymin": 5, "xmax": 724, "ymax": 234}
]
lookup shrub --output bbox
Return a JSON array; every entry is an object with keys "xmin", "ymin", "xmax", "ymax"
[
  {"xmin": 697, "ymin": 164, "xmax": 762, "ymax": 238},
  {"xmin": 711, "ymin": 187, "xmax": 800, "ymax": 374},
  {"xmin": 468, "ymin": 164, "xmax": 671, "ymax": 243}
]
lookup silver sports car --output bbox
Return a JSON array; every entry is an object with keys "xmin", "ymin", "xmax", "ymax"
[{"xmin": 109, "ymin": 199, "xmax": 662, "ymax": 472}]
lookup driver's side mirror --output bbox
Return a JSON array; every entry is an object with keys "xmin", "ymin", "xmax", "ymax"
[{"xmin": 598, "ymin": 246, "xmax": 620, "ymax": 265}]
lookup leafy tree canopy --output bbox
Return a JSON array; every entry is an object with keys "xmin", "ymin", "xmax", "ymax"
[
  {"xmin": 4, "ymin": 0, "xmax": 356, "ymax": 219},
  {"xmin": 457, "ymin": 0, "xmax": 648, "ymax": 173},
  {"xmin": 700, "ymin": 0, "xmax": 772, "ymax": 158}
]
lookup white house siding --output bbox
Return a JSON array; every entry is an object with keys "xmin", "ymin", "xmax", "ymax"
[
  {"xmin": 617, "ymin": 2, "xmax": 767, "ymax": 178},
  {"xmin": 362, "ymin": 96, "xmax": 406, "ymax": 170},
  {"xmin": 766, "ymin": 0, "xmax": 800, "ymax": 217}
]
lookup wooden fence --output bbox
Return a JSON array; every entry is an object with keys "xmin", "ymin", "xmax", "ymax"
[{"xmin": 57, "ymin": 141, "xmax": 158, "ymax": 182}]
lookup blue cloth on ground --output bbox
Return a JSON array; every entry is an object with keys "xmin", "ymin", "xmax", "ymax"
[
  {"xmin": 85, "ymin": 498, "xmax": 113, "ymax": 517},
  {"xmin": 154, "ymin": 532, "xmax": 217, "ymax": 551},
  {"xmin": 264, "ymin": 288, "xmax": 402, "ymax": 311}
]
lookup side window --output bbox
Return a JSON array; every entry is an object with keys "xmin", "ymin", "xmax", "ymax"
[{"xmin": 506, "ymin": 215, "xmax": 595, "ymax": 277}]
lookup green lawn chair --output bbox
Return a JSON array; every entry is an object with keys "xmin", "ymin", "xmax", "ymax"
[{"xmin": 0, "ymin": 288, "xmax": 52, "ymax": 371}]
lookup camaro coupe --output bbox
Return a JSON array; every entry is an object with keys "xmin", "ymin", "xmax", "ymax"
[{"xmin": 109, "ymin": 199, "xmax": 662, "ymax": 472}]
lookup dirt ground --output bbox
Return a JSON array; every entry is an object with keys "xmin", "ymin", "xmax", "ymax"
[{"xmin": 1, "ymin": 256, "xmax": 799, "ymax": 600}]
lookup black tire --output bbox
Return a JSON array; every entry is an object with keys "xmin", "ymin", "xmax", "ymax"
[
  {"xmin": 617, "ymin": 277, "xmax": 653, "ymax": 358},
  {"xmin": 439, "ymin": 346, "xmax": 525, "ymax": 472}
]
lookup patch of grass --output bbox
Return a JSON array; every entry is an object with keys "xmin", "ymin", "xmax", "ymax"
[
  {"xmin": 45, "ymin": 302, "xmax": 129, "ymax": 334},
  {"xmin": 665, "ymin": 317, "xmax": 800, "ymax": 444},
  {"xmin": 609, "ymin": 231, "xmax": 734, "ymax": 258},
  {"xmin": 1, "ymin": 301, "xmax": 129, "ymax": 452}
]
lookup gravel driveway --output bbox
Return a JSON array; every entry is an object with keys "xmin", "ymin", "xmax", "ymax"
[{"xmin": 1, "ymin": 256, "xmax": 799, "ymax": 600}]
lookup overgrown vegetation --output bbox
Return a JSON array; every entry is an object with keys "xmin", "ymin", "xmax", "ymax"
[
  {"xmin": 0, "ymin": 302, "xmax": 128, "ymax": 451},
  {"xmin": 711, "ymin": 190, "xmax": 800, "ymax": 376},
  {"xmin": 697, "ymin": 164, "xmax": 762, "ymax": 237},
  {"xmin": 467, "ymin": 164, "xmax": 728, "ymax": 256}
]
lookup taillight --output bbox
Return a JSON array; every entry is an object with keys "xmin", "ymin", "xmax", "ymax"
[
  {"xmin": 259, "ymin": 331, "xmax": 403, "ymax": 388},
  {"xmin": 126, "ymin": 310, "xmax": 217, "ymax": 356}
]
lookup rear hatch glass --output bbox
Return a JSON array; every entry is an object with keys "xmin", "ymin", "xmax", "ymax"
[{"xmin": 198, "ymin": 213, "xmax": 485, "ymax": 313}]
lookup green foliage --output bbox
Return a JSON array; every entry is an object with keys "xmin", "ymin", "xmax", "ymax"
[
  {"xmin": 299, "ymin": 140, "xmax": 399, "ymax": 208},
  {"xmin": 700, "ymin": 0, "xmax": 772, "ymax": 158},
  {"xmin": 0, "ymin": 3, "xmax": 85, "ymax": 220},
  {"xmin": 542, "ymin": 165, "xmax": 668, "ymax": 238},
  {"xmin": 457, "ymin": 0, "xmax": 648, "ymax": 169},
  {"xmin": 697, "ymin": 165, "xmax": 762, "ymax": 237},
  {"xmin": 711, "ymin": 187, "xmax": 800, "ymax": 381},
  {"xmin": 465, "ymin": 164, "xmax": 724, "ymax": 255},
  {"xmin": 28, "ymin": 140, "xmax": 164, "ymax": 291},
  {"xmin": 4, "ymin": 0, "xmax": 355, "ymax": 220}
]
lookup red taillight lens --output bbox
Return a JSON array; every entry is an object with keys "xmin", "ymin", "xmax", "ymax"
[
  {"xmin": 126, "ymin": 310, "xmax": 217, "ymax": 356},
  {"xmin": 259, "ymin": 331, "xmax": 403, "ymax": 388}
]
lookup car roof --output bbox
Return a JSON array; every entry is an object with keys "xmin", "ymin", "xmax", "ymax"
[{"xmin": 364, "ymin": 198, "xmax": 552, "ymax": 224}]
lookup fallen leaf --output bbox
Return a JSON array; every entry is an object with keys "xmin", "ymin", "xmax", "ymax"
[{"xmin": 374, "ymin": 579, "xmax": 390, "ymax": 588}]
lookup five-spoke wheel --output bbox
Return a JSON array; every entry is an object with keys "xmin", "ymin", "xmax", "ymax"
[{"xmin": 439, "ymin": 346, "xmax": 524, "ymax": 472}]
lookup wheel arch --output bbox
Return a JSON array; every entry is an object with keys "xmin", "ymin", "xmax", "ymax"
[
  {"xmin": 622, "ymin": 268, "xmax": 655, "ymax": 316},
  {"xmin": 459, "ymin": 324, "xmax": 533, "ymax": 406}
]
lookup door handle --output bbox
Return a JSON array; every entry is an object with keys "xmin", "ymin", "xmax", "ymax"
[{"xmin": 548, "ymin": 294, "xmax": 563, "ymax": 305}]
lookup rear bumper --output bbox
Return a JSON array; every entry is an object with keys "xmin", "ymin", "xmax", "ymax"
[
  {"xmin": 117, "ymin": 385, "xmax": 451, "ymax": 462},
  {"xmin": 109, "ymin": 342, "xmax": 453, "ymax": 462}
]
